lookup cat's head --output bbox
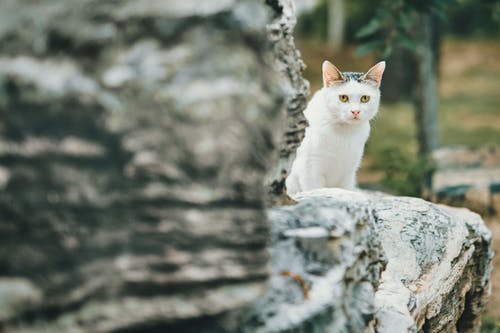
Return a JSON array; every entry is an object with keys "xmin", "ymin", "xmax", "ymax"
[{"xmin": 321, "ymin": 60, "xmax": 385, "ymax": 125}]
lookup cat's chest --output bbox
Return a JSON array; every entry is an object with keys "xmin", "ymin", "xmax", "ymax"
[{"xmin": 316, "ymin": 125, "xmax": 369, "ymax": 158}]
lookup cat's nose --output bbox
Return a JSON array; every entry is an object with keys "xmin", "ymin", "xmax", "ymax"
[{"xmin": 351, "ymin": 110, "xmax": 360, "ymax": 116}]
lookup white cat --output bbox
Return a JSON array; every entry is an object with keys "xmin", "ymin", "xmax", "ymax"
[{"xmin": 286, "ymin": 60, "xmax": 386, "ymax": 196}]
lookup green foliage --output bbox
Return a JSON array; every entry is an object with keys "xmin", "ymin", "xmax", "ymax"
[
  {"xmin": 445, "ymin": 0, "xmax": 500, "ymax": 37},
  {"xmin": 355, "ymin": 0, "xmax": 457, "ymax": 57},
  {"xmin": 371, "ymin": 146, "xmax": 435, "ymax": 197},
  {"xmin": 355, "ymin": 18, "xmax": 383, "ymax": 38},
  {"xmin": 354, "ymin": 40, "xmax": 385, "ymax": 56},
  {"xmin": 296, "ymin": 0, "xmax": 329, "ymax": 41},
  {"xmin": 343, "ymin": 0, "xmax": 380, "ymax": 43},
  {"xmin": 481, "ymin": 316, "xmax": 500, "ymax": 333},
  {"xmin": 297, "ymin": 0, "xmax": 500, "ymax": 45}
]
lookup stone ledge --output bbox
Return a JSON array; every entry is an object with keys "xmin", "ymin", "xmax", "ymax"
[{"xmin": 244, "ymin": 188, "xmax": 492, "ymax": 333}]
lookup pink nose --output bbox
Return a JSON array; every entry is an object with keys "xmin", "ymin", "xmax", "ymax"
[{"xmin": 351, "ymin": 110, "xmax": 360, "ymax": 116}]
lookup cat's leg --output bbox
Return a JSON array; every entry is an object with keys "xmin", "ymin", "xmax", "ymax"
[
  {"xmin": 299, "ymin": 165, "xmax": 326, "ymax": 192},
  {"xmin": 285, "ymin": 173, "xmax": 300, "ymax": 196},
  {"xmin": 339, "ymin": 172, "xmax": 357, "ymax": 190}
]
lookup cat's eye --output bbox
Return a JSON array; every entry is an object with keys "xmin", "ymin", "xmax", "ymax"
[
  {"xmin": 360, "ymin": 95, "xmax": 370, "ymax": 103},
  {"xmin": 339, "ymin": 95, "xmax": 349, "ymax": 102}
]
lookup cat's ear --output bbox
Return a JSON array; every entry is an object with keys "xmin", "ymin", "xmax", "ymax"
[
  {"xmin": 322, "ymin": 61, "xmax": 345, "ymax": 87},
  {"xmin": 362, "ymin": 61, "xmax": 386, "ymax": 87}
]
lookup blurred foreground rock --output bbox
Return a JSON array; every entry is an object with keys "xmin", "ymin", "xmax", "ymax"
[
  {"xmin": 244, "ymin": 189, "xmax": 492, "ymax": 333},
  {"xmin": 427, "ymin": 146, "xmax": 500, "ymax": 215},
  {"xmin": 0, "ymin": 0, "xmax": 297, "ymax": 332}
]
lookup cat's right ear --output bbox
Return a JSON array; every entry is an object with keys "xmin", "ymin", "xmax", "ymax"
[{"xmin": 322, "ymin": 61, "xmax": 345, "ymax": 87}]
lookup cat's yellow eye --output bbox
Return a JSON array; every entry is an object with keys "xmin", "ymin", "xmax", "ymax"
[
  {"xmin": 339, "ymin": 95, "xmax": 349, "ymax": 103},
  {"xmin": 360, "ymin": 95, "xmax": 370, "ymax": 103}
]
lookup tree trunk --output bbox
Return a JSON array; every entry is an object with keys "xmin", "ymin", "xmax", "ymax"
[
  {"xmin": 327, "ymin": 0, "xmax": 345, "ymax": 51},
  {"xmin": 380, "ymin": 48, "xmax": 416, "ymax": 102},
  {"xmin": 413, "ymin": 14, "xmax": 440, "ymax": 156}
]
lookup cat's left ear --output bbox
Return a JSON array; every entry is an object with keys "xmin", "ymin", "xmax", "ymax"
[{"xmin": 362, "ymin": 61, "xmax": 386, "ymax": 87}]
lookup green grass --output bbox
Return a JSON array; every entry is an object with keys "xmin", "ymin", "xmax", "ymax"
[
  {"xmin": 368, "ymin": 102, "xmax": 417, "ymax": 155},
  {"xmin": 482, "ymin": 316, "xmax": 500, "ymax": 333},
  {"xmin": 441, "ymin": 126, "xmax": 500, "ymax": 147}
]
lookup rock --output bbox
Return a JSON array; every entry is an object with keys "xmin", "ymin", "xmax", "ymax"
[
  {"xmin": 0, "ymin": 1, "xmax": 291, "ymax": 332},
  {"xmin": 374, "ymin": 198, "xmax": 491, "ymax": 333},
  {"xmin": 265, "ymin": 0, "xmax": 310, "ymax": 200},
  {"xmin": 244, "ymin": 189, "xmax": 492, "ymax": 333},
  {"xmin": 243, "ymin": 189, "xmax": 386, "ymax": 333},
  {"xmin": 427, "ymin": 146, "xmax": 500, "ymax": 215},
  {"xmin": 0, "ymin": 279, "xmax": 42, "ymax": 322}
]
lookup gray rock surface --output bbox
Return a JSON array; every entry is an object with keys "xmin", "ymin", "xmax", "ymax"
[
  {"xmin": 0, "ymin": 1, "xmax": 295, "ymax": 332},
  {"xmin": 265, "ymin": 0, "xmax": 310, "ymax": 200},
  {"xmin": 245, "ymin": 189, "xmax": 492, "ymax": 333},
  {"xmin": 244, "ymin": 189, "xmax": 386, "ymax": 333},
  {"xmin": 427, "ymin": 146, "xmax": 500, "ymax": 215}
]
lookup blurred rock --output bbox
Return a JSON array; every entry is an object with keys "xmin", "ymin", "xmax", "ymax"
[
  {"xmin": 244, "ymin": 189, "xmax": 492, "ymax": 333},
  {"xmin": 0, "ymin": 0, "xmax": 293, "ymax": 332},
  {"xmin": 428, "ymin": 146, "xmax": 500, "ymax": 215},
  {"xmin": 0, "ymin": 279, "xmax": 42, "ymax": 322},
  {"xmin": 0, "ymin": 166, "xmax": 10, "ymax": 189}
]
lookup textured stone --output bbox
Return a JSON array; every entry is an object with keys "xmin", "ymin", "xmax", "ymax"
[
  {"xmin": 428, "ymin": 146, "xmax": 500, "ymax": 215},
  {"xmin": 244, "ymin": 189, "xmax": 385, "ymax": 333},
  {"xmin": 265, "ymin": 0, "xmax": 310, "ymax": 200},
  {"xmin": 244, "ymin": 189, "xmax": 492, "ymax": 333},
  {"xmin": 0, "ymin": 1, "xmax": 289, "ymax": 332}
]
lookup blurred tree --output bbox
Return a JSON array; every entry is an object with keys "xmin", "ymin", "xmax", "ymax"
[
  {"xmin": 380, "ymin": 49, "xmax": 415, "ymax": 102},
  {"xmin": 413, "ymin": 13, "xmax": 440, "ymax": 155},
  {"xmin": 446, "ymin": 0, "xmax": 500, "ymax": 36},
  {"xmin": 296, "ymin": 0, "xmax": 328, "ymax": 41},
  {"xmin": 327, "ymin": 0, "xmax": 345, "ymax": 51},
  {"xmin": 298, "ymin": 0, "xmax": 499, "ymax": 52},
  {"xmin": 355, "ymin": 0, "xmax": 454, "ymax": 157}
]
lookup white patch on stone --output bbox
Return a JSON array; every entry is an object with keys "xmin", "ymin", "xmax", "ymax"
[
  {"xmin": 0, "ymin": 56, "xmax": 98, "ymax": 97},
  {"xmin": 0, "ymin": 166, "xmax": 10, "ymax": 189},
  {"xmin": 283, "ymin": 227, "xmax": 329, "ymax": 238}
]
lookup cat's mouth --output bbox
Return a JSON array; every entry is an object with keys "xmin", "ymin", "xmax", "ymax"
[
  {"xmin": 336, "ymin": 115, "xmax": 362, "ymax": 125},
  {"xmin": 346, "ymin": 115, "xmax": 364, "ymax": 125}
]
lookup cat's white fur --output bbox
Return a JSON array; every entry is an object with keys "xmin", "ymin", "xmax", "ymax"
[{"xmin": 286, "ymin": 61, "xmax": 385, "ymax": 196}]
